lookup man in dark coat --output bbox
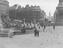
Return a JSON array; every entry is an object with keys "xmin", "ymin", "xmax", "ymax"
[
  {"xmin": 21, "ymin": 25, "xmax": 26, "ymax": 33},
  {"xmin": 53, "ymin": 23, "xmax": 55, "ymax": 30},
  {"xmin": 34, "ymin": 24, "xmax": 39, "ymax": 37}
]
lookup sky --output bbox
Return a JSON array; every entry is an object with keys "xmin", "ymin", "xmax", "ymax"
[{"xmin": 7, "ymin": 0, "xmax": 59, "ymax": 16}]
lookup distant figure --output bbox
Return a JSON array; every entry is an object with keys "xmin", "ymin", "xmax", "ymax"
[
  {"xmin": 43, "ymin": 22, "xmax": 46, "ymax": 32},
  {"xmin": 37, "ymin": 23, "xmax": 41, "ymax": 29},
  {"xmin": 21, "ymin": 25, "xmax": 26, "ymax": 33},
  {"xmin": 34, "ymin": 28, "xmax": 39, "ymax": 37},
  {"xmin": 43, "ymin": 24, "xmax": 46, "ymax": 32},
  {"xmin": 53, "ymin": 24, "xmax": 55, "ymax": 30},
  {"xmin": 34, "ymin": 24, "xmax": 39, "ymax": 37},
  {"xmin": 39, "ymin": 26, "xmax": 40, "ymax": 29},
  {"xmin": 43, "ymin": 18, "xmax": 47, "ymax": 32}
]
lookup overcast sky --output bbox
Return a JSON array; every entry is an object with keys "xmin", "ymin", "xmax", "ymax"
[{"xmin": 7, "ymin": 0, "xmax": 59, "ymax": 16}]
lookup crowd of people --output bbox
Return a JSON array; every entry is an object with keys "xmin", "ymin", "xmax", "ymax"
[
  {"xmin": 33, "ymin": 21, "xmax": 55, "ymax": 37},
  {"xmin": 21, "ymin": 21, "xmax": 55, "ymax": 37}
]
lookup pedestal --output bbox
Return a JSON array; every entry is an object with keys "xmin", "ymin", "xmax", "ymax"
[{"xmin": 55, "ymin": 0, "xmax": 63, "ymax": 25}]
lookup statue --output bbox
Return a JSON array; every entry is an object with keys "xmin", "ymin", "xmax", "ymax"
[{"xmin": 0, "ymin": 0, "xmax": 9, "ymax": 27}]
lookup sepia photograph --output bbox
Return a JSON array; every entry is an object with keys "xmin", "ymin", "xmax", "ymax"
[{"xmin": 0, "ymin": 0, "xmax": 63, "ymax": 48}]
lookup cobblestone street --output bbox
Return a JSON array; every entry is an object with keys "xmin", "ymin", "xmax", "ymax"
[{"xmin": 0, "ymin": 26, "xmax": 63, "ymax": 48}]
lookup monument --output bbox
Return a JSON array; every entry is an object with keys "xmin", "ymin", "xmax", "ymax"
[
  {"xmin": 55, "ymin": 0, "xmax": 63, "ymax": 25},
  {"xmin": 0, "ymin": 0, "xmax": 9, "ymax": 27},
  {"xmin": 0, "ymin": 0, "xmax": 9, "ymax": 14}
]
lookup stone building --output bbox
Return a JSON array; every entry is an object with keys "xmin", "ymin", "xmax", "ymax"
[
  {"xmin": 9, "ymin": 5, "xmax": 45, "ymax": 22},
  {"xmin": 55, "ymin": 0, "xmax": 63, "ymax": 25}
]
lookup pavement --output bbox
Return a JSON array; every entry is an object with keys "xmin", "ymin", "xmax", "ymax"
[{"xmin": 0, "ymin": 26, "xmax": 63, "ymax": 48}]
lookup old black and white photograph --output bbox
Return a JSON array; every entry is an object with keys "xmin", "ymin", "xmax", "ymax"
[{"xmin": 0, "ymin": 0, "xmax": 63, "ymax": 48}]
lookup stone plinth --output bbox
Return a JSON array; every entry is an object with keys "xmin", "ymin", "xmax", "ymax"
[{"xmin": 55, "ymin": 0, "xmax": 63, "ymax": 25}]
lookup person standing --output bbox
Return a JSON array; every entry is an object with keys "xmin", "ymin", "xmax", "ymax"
[
  {"xmin": 34, "ymin": 24, "xmax": 39, "ymax": 37},
  {"xmin": 21, "ymin": 25, "xmax": 26, "ymax": 33},
  {"xmin": 43, "ymin": 24, "xmax": 46, "ymax": 32},
  {"xmin": 53, "ymin": 23, "xmax": 55, "ymax": 30}
]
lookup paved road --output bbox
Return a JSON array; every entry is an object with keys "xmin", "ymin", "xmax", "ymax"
[{"xmin": 0, "ymin": 26, "xmax": 63, "ymax": 48}]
